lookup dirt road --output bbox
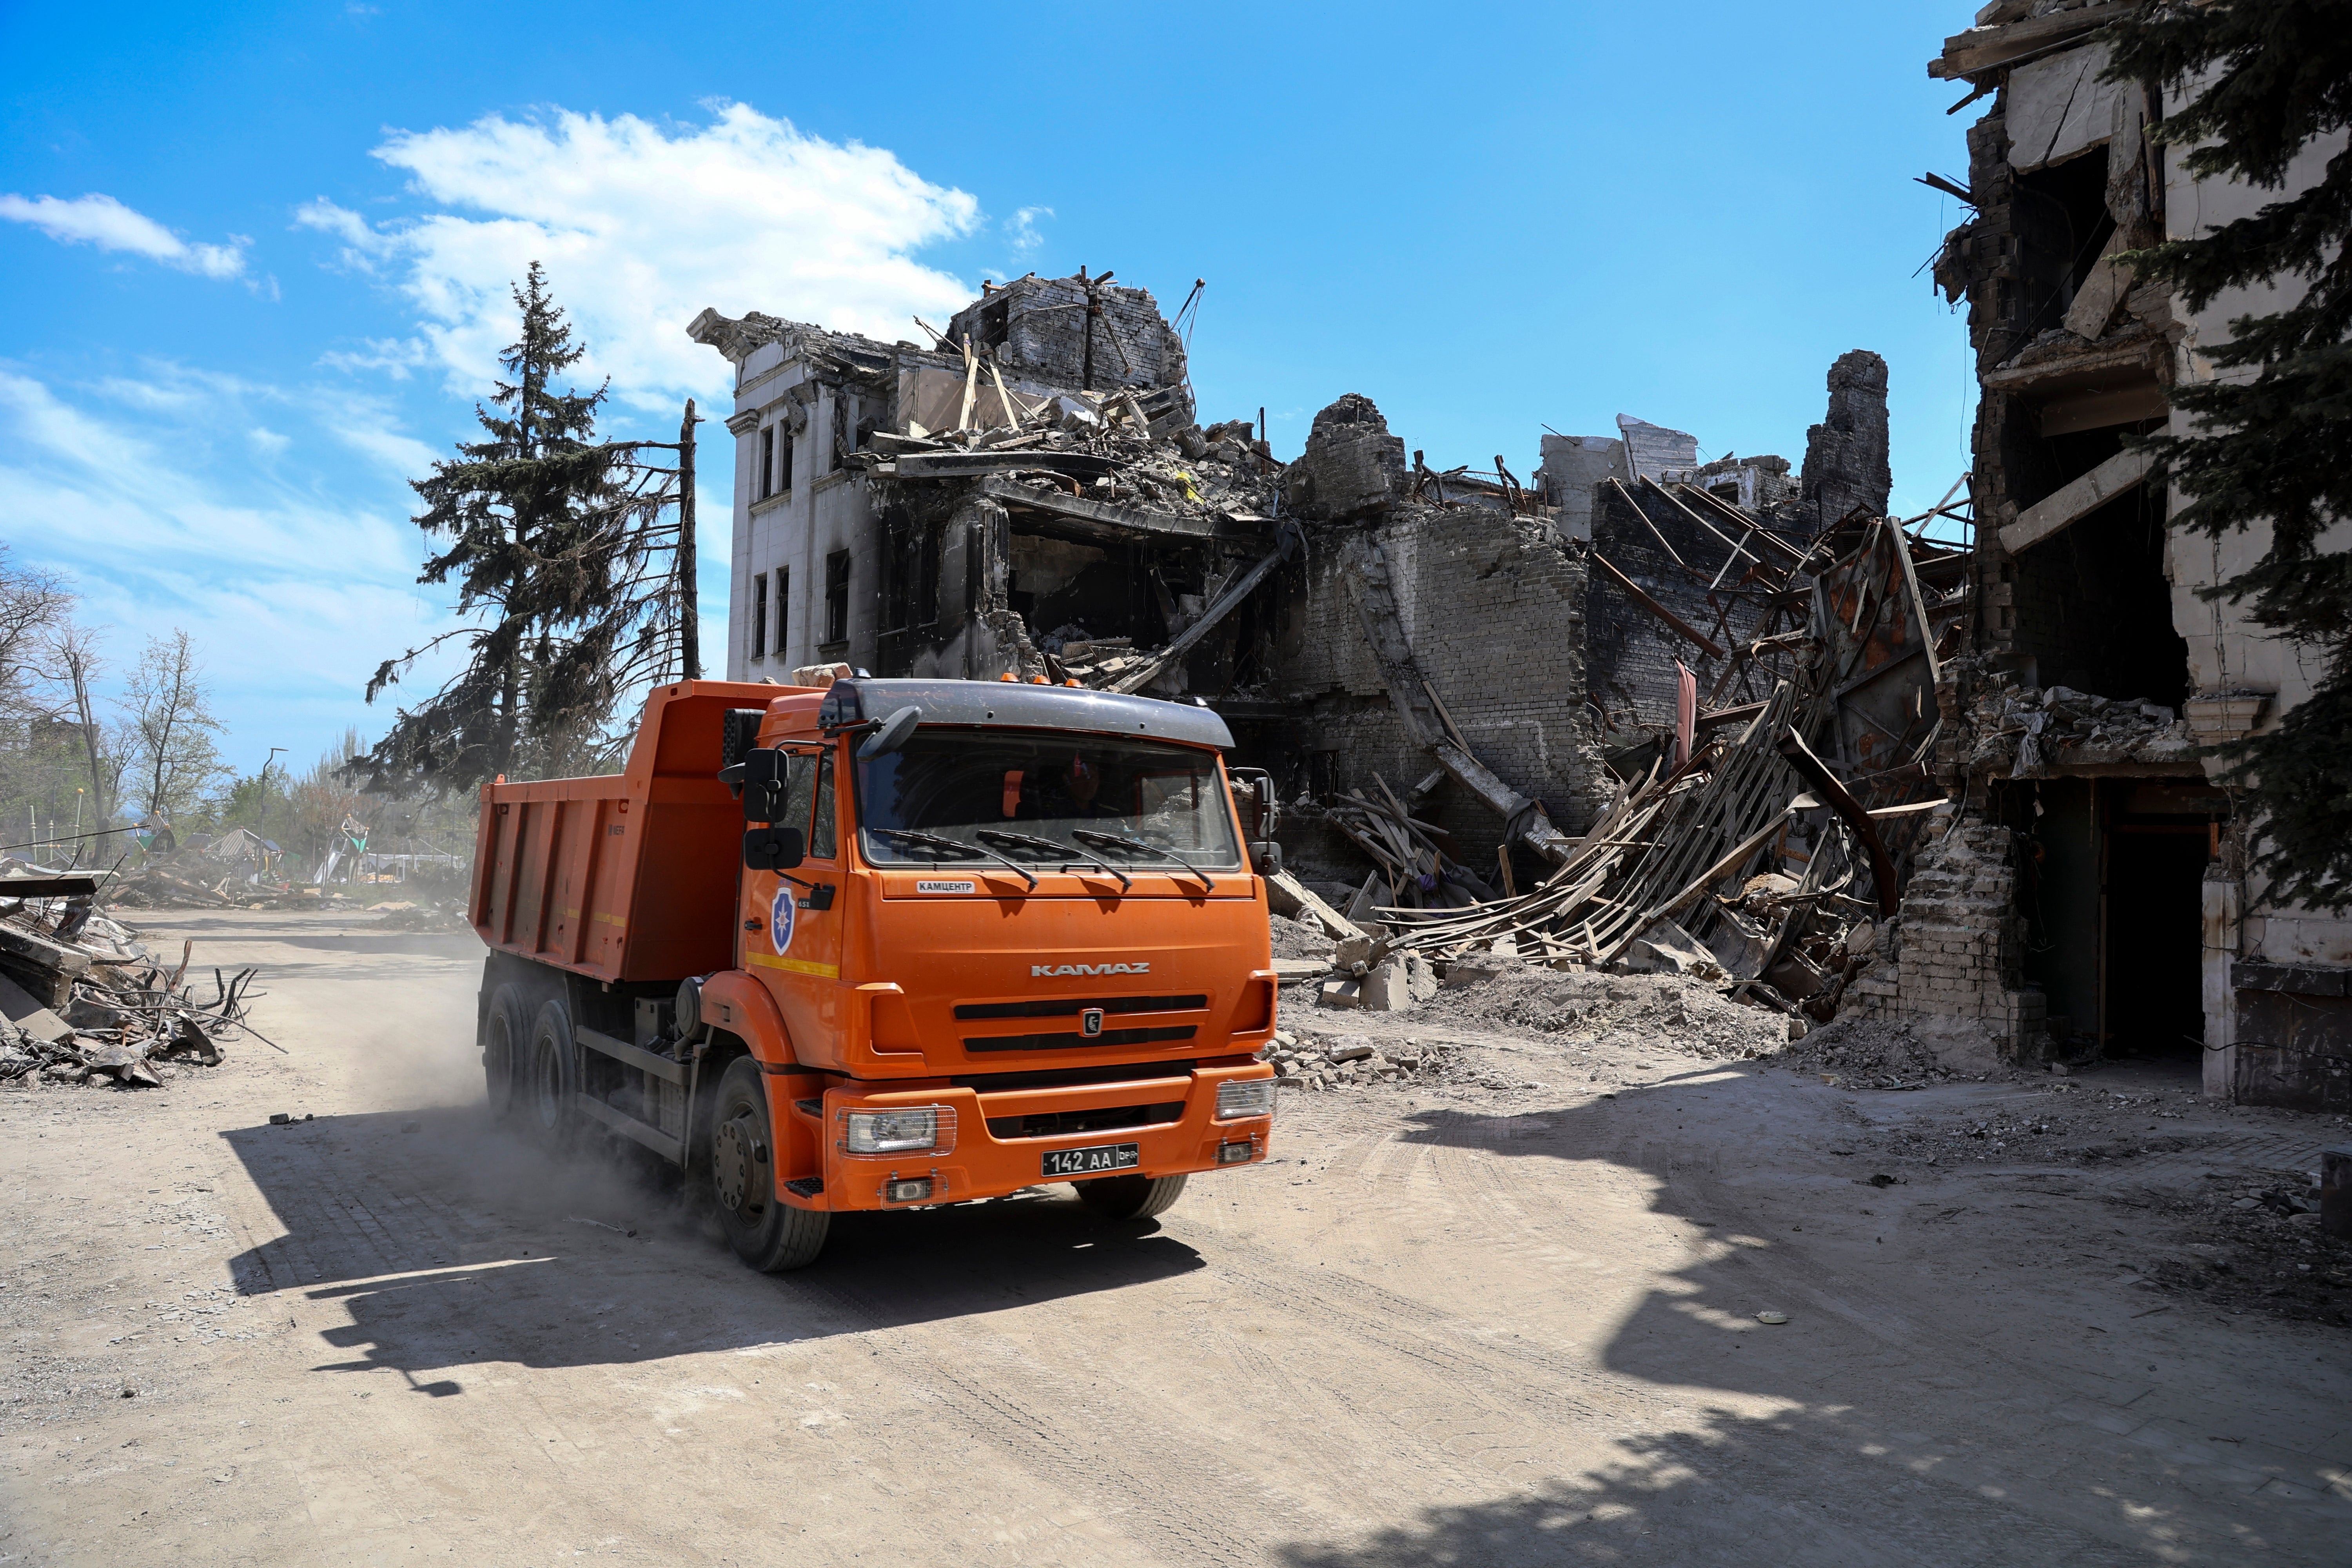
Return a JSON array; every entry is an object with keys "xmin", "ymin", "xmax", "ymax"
[{"xmin": 4, "ymin": 909, "xmax": 2348, "ymax": 1565}]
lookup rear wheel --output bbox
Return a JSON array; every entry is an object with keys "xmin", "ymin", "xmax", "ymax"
[
  {"xmin": 524, "ymin": 998, "xmax": 581, "ymax": 1151},
  {"xmin": 710, "ymin": 1058, "xmax": 829, "ymax": 1272},
  {"xmin": 1073, "ymin": 1172, "xmax": 1187, "ymax": 1221},
  {"xmin": 480, "ymin": 982, "xmax": 529, "ymax": 1122}
]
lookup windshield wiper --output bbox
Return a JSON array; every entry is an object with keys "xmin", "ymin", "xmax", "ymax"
[
  {"xmin": 977, "ymin": 830, "xmax": 1133, "ymax": 892},
  {"xmin": 869, "ymin": 828, "xmax": 1038, "ymax": 891},
  {"xmin": 1071, "ymin": 829, "xmax": 1216, "ymax": 891}
]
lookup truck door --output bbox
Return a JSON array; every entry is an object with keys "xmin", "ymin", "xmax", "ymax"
[{"xmin": 747, "ymin": 747, "xmax": 847, "ymax": 1062}]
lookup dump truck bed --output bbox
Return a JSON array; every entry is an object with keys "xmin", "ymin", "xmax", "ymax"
[{"xmin": 469, "ymin": 681, "xmax": 793, "ymax": 983}]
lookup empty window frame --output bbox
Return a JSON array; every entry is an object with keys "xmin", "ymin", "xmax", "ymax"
[
  {"xmin": 759, "ymin": 425, "xmax": 776, "ymax": 500},
  {"xmin": 774, "ymin": 566, "xmax": 790, "ymax": 660},
  {"xmin": 751, "ymin": 571, "xmax": 769, "ymax": 660},
  {"xmin": 824, "ymin": 550, "xmax": 851, "ymax": 646}
]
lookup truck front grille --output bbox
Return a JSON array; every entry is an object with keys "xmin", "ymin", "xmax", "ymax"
[
  {"xmin": 954, "ymin": 994, "xmax": 1207, "ymax": 1021},
  {"xmin": 962, "ymin": 1024, "xmax": 1198, "ymax": 1054},
  {"xmin": 985, "ymin": 1101, "xmax": 1185, "ymax": 1140}
]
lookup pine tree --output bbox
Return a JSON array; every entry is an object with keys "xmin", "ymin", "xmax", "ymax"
[
  {"xmin": 2105, "ymin": 1, "xmax": 2352, "ymax": 910},
  {"xmin": 360, "ymin": 263, "xmax": 698, "ymax": 795}
]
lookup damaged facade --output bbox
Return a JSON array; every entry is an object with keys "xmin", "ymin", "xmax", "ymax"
[
  {"xmin": 707, "ymin": 225, "xmax": 2349, "ymax": 1097},
  {"xmin": 692, "ymin": 270, "xmax": 1912, "ymax": 913},
  {"xmin": 1858, "ymin": 0, "xmax": 2352, "ymax": 1111}
]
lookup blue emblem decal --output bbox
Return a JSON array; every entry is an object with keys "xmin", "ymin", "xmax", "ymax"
[{"xmin": 770, "ymin": 882, "xmax": 796, "ymax": 955}]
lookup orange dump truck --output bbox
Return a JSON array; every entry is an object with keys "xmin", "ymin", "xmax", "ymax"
[{"xmin": 467, "ymin": 676, "xmax": 1279, "ymax": 1270}]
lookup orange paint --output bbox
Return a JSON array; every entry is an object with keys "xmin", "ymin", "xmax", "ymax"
[{"xmin": 471, "ymin": 679, "xmax": 1276, "ymax": 1214}]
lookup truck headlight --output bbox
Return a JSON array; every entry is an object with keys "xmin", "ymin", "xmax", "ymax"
[
  {"xmin": 1215, "ymin": 1080, "xmax": 1276, "ymax": 1121},
  {"xmin": 844, "ymin": 1107, "xmax": 944, "ymax": 1154}
]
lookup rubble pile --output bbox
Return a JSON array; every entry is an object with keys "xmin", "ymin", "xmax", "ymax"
[
  {"xmin": 1281, "ymin": 505, "xmax": 1960, "ymax": 1051},
  {"xmin": 105, "ymin": 857, "xmax": 368, "ymax": 912},
  {"xmin": 860, "ymin": 399, "xmax": 1278, "ymax": 542},
  {"xmin": 1958, "ymin": 668, "xmax": 2198, "ymax": 776},
  {"xmin": 1777, "ymin": 1013, "xmax": 2002, "ymax": 1087},
  {"xmin": 1256, "ymin": 1028, "xmax": 1459, "ymax": 1092},
  {"xmin": 1420, "ymin": 965, "xmax": 1789, "ymax": 1060},
  {"xmin": 0, "ymin": 875, "xmax": 260, "ymax": 1091},
  {"xmin": 367, "ymin": 899, "xmax": 471, "ymax": 932}
]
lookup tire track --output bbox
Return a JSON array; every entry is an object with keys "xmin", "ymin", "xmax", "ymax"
[{"xmin": 789, "ymin": 1272, "xmax": 1336, "ymax": 1568}]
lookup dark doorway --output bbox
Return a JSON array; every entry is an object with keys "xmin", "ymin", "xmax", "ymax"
[
  {"xmin": 2103, "ymin": 830, "xmax": 2206, "ymax": 1057},
  {"xmin": 2102, "ymin": 782, "xmax": 2223, "ymax": 1061},
  {"xmin": 1998, "ymin": 776, "xmax": 2220, "ymax": 1065}
]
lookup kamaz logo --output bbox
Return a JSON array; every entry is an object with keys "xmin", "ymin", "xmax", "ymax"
[{"xmin": 1031, "ymin": 962, "xmax": 1151, "ymax": 977}]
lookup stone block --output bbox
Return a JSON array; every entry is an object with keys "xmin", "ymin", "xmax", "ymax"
[{"xmin": 1360, "ymin": 956, "xmax": 1413, "ymax": 1013}]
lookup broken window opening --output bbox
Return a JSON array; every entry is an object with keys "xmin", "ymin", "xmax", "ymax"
[
  {"xmin": 824, "ymin": 549, "xmax": 852, "ymax": 649},
  {"xmin": 751, "ymin": 572, "xmax": 769, "ymax": 661},
  {"xmin": 2011, "ymin": 152, "xmax": 2117, "ymax": 343},
  {"xmin": 774, "ymin": 566, "xmax": 789, "ymax": 662},
  {"xmin": 759, "ymin": 426, "xmax": 776, "ymax": 501}
]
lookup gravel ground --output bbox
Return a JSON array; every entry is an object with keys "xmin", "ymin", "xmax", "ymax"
[{"xmin": 3, "ymin": 909, "xmax": 2348, "ymax": 1566}]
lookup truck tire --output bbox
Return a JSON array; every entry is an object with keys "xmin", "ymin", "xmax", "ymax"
[
  {"xmin": 523, "ymin": 997, "xmax": 581, "ymax": 1152},
  {"xmin": 710, "ymin": 1058, "xmax": 829, "ymax": 1272},
  {"xmin": 480, "ymin": 982, "xmax": 529, "ymax": 1122},
  {"xmin": 1073, "ymin": 1172, "xmax": 1188, "ymax": 1221}
]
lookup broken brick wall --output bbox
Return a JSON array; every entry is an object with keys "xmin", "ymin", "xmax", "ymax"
[
  {"xmin": 947, "ymin": 275, "xmax": 1186, "ymax": 399},
  {"xmin": 1849, "ymin": 822, "xmax": 2047, "ymax": 1059},
  {"xmin": 1586, "ymin": 482, "xmax": 1780, "ymax": 735},
  {"xmin": 1269, "ymin": 505, "xmax": 1609, "ymax": 878}
]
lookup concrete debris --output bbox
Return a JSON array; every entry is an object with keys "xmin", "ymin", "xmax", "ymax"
[
  {"xmin": 1256, "ymin": 1027, "xmax": 1460, "ymax": 1092},
  {"xmin": 0, "ymin": 870, "xmax": 260, "ymax": 1092},
  {"xmin": 1952, "ymin": 665, "xmax": 2197, "ymax": 776}
]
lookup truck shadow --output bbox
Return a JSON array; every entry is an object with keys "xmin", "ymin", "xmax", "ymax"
[{"xmin": 215, "ymin": 1107, "xmax": 1204, "ymax": 1388}]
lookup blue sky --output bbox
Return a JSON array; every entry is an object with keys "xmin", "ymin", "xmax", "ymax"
[{"xmin": 2, "ymin": 0, "xmax": 1977, "ymax": 782}]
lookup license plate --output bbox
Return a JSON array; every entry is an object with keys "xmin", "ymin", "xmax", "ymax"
[{"xmin": 1042, "ymin": 1142, "xmax": 1140, "ymax": 1177}]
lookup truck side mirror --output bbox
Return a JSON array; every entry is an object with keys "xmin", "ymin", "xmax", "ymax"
[
  {"xmin": 744, "ymin": 826, "xmax": 805, "ymax": 871},
  {"xmin": 742, "ymin": 748, "xmax": 786, "ymax": 822},
  {"xmin": 858, "ymin": 705, "xmax": 922, "ymax": 760}
]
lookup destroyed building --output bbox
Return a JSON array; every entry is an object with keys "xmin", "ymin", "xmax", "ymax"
[
  {"xmin": 1847, "ymin": 0, "xmax": 2352, "ymax": 1112},
  {"xmin": 689, "ymin": 268, "xmax": 1915, "ymax": 902},
  {"xmin": 686, "ymin": 261, "xmax": 2093, "ymax": 1084}
]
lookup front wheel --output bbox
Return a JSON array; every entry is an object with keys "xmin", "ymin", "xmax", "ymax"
[
  {"xmin": 1073, "ymin": 1172, "xmax": 1187, "ymax": 1221},
  {"xmin": 710, "ymin": 1058, "xmax": 829, "ymax": 1272}
]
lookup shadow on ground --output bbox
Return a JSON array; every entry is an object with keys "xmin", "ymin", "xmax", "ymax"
[
  {"xmin": 1330, "ymin": 1071, "xmax": 2348, "ymax": 1565},
  {"xmin": 214, "ymin": 1105, "xmax": 1203, "ymax": 1390}
]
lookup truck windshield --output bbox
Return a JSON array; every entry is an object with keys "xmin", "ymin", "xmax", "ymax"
[{"xmin": 856, "ymin": 730, "xmax": 1243, "ymax": 875}]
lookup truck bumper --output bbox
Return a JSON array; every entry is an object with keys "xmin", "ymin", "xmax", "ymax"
[{"xmin": 793, "ymin": 1059, "xmax": 1275, "ymax": 1212}]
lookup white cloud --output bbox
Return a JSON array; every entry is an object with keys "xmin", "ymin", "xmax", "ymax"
[
  {"xmin": 0, "ymin": 192, "xmax": 248, "ymax": 279},
  {"xmin": 294, "ymin": 198, "xmax": 388, "ymax": 273},
  {"xmin": 322, "ymin": 403, "xmax": 440, "ymax": 475},
  {"xmin": 310, "ymin": 103, "xmax": 982, "ymax": 408},
  {"xmin": 0, "ymin": 367, "xmax": 462, "ymax": 775},
  {"xmin": 316, "ymin": 336, "xmax": 430, "ymax": 379},
  {"xmin": 1007, "ymin": 205, "xmax": 1051, "ymax": 256}
]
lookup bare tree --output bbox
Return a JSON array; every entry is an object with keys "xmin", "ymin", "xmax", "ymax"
[
  {"xmin": 118, "ymin": 631, "xmax": 226, "ymax": 823},
  {"xmin": 0, "ymin": 546, "xmax": 72, "ymax": 703},
  {"xmin": 50, "ymin": 624, "xmax": 116, "ymax": 824},
  {"xmin": 0, "ymin": 546, "xmax": 87, "ymax": 857}
]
